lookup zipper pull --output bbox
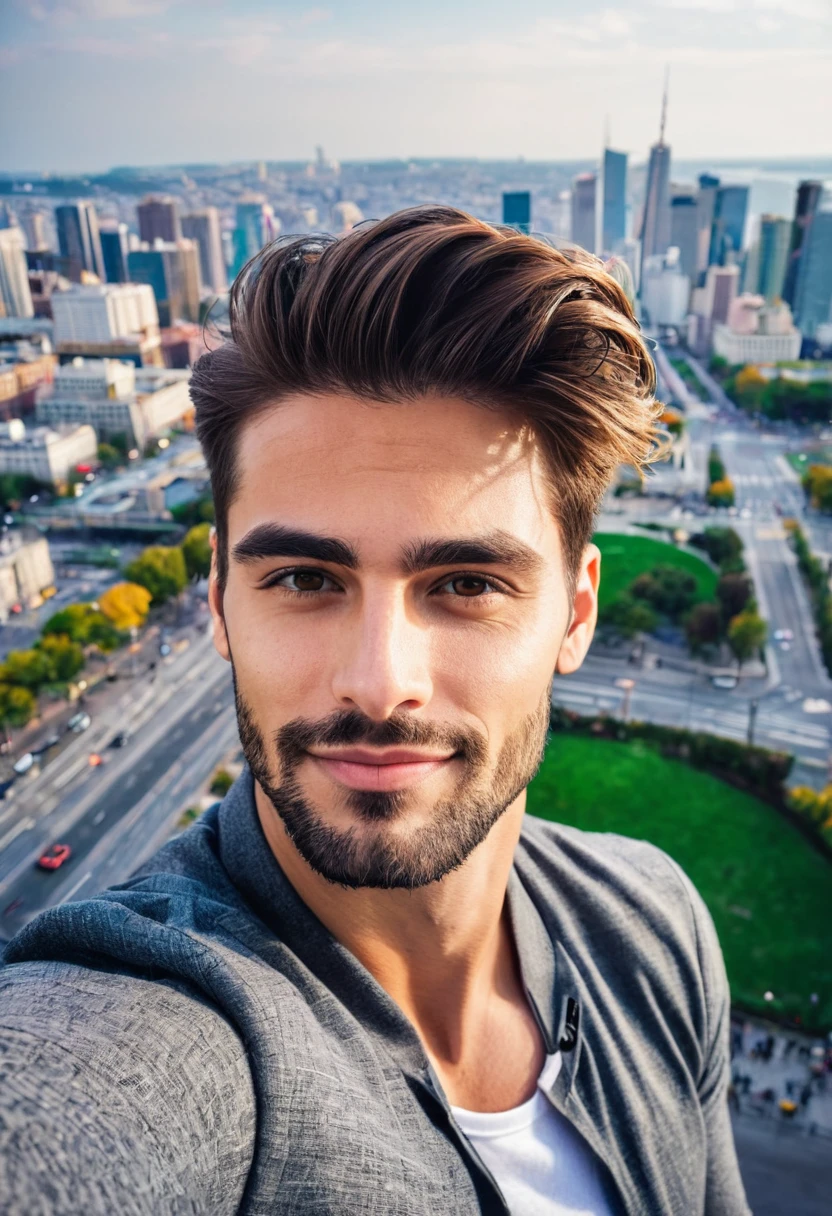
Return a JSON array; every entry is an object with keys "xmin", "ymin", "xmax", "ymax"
[{"xmin": 558, "ymin": 997, "xmax": 580, "ymax": 1053}]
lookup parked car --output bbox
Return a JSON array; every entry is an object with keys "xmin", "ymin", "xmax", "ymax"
[
  {"xmin": 711, "ymin": 674, "xmax": 738, "ymax": 690},
  {"xmin": 12, "ymin": 752, "xmax": 34, "ymax": 776},
  {"xmin": 67, "ymin": 711, "xmax": 91, "ymax": 733},
  {"xmin": 32, "ymin": 734, "xmax": 60, "ymax": 755},
  {"xmin": 36, "ymin": 843, "xmax": 72, "ymax": 871}
]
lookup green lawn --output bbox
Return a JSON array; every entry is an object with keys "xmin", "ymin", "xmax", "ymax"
[
  {"xmin": 527, "ymin": 735, "xmax": 832, "ymax": 1027},
  {"xmin": 786, "ymin": 449, "xmax": 831, "ymax": 475},
  {"xmin": 669, "ymin": 356, "xmax": 707, "ymax": 400},
  {"xmin": 593, "ymin": 533, "xmax": 718, "ymax": 612}
]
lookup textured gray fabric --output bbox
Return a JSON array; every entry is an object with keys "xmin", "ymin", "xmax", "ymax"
[{"xmin": 0, "ymin": 768, "xmax": 751, "ymax": 1215}]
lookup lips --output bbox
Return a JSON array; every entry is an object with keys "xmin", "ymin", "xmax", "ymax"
[{"xmin": 307, "ymin": 747, "xmax": 456, "ymax": 792}]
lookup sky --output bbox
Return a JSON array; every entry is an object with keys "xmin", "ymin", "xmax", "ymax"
[{"xmin": 1, "ymin": 0, "xmax": 830, "ymax": 173}]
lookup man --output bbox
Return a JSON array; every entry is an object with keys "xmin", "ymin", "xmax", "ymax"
[{"xmin": 0, "ymin": 207, "xmax": 750, "ymax": 1214}]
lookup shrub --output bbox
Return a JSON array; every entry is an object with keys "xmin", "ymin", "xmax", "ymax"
[
  {"xmin": 706, "ymin": 477, "xmax": 736, "ymax": 508},
  {"xmin": 209, "ymin": 768, "xmax": 234, "ymax": 797},
  {"xmin": 684, "ymin": 601, "xmax": 722, "ymax": 655},
  {"xmin": 182, "ymin": 523, "xmax": 212, "ymax": 580},
  {"xmin": 599, "ymin": 594, "xmax": 658, "ymax": 638},
  {"xmin": 125, "ymin": 545, "xmax": 188, "ymax": 606}
]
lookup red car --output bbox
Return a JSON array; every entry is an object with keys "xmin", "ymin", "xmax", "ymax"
[{"xmin": 37, "ymin": 843, "xmax": 72, "ymax": 871}]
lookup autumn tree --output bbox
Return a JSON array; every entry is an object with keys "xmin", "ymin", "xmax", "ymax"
[
  {"xmin": 98, "ymin": 581, "xmax": 153, "ymax": 631},
  {"xmin": 124, "ymin": 545, "xmax": 187, "ymax": 606},
  {"xmin": 42, "ymin": 602, "xmax": 122, "ymax": 652},
  {"xmin": 727, "ymin": 610, "xmax": 767, "ymax": 676},
  {"xmin": 36, "ymin": 634, "xmax": 85, "ymax": 682}
]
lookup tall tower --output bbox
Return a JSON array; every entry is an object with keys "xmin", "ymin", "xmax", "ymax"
[
  {"xmin": 137, "ymin": 196, "xmax": 182, "ymax": 245},
  {"xmin": 55, "ymin": 200, "xmax": 105, "ymax": 282},
  {"xmin": 639, "ymin": 73, "xmax": 672, "ymax": 287},
  {"xmin": 600, "ymin": 145, "xmax": 627, "ymax": 255}
]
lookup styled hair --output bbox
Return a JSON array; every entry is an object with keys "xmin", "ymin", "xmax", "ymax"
[{"xmin": 191, "ymin": 205, "xmax": 665, "ymax": 589}]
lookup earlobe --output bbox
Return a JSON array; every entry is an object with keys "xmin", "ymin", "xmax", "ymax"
[{"xmin": 207, "ymin": 554, "xmax": 231, "ymax": 663}]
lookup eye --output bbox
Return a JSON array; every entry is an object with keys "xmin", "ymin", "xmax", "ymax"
[
  {"xmin": 266, "ymin": 568, "xmax": 340, "ymax": 593},
  {"xmin": 436, "ymin": 574, "xmax": 500, "ymax": 598}
]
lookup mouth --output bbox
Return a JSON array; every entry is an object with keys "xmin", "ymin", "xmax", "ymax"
[{"xmin": 306, "ymin": 746, "xmax": 458, "ymax": 792}]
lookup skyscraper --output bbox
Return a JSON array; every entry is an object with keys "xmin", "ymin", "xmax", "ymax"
[
  {"xmin": 639, "ymin": 78, "xmax": 672, "ymax": 286},
  {"xmin": 783, "ymin": 180, "xmax": 823, "ymax": 308},
  {"xmin": 137, "ymin": 196, "xmax": 182, "ymax": 244},
  {"xmin": 669, "ymin": 189, "xmax": 698, "ymax": 281},
  {"xmin": 600, "ymin": 149, "xmax": 627, "ymax": 254},
  {"xmin": 708, "ymin": 186, "xmax": 749, "ymax": 267},
  {"xmin": 0, "ymin": 228, "xmax": 34, "ymax": 319},
  {"xmin": 793, "ymin": 189, "xmax": 832, "ymax": 338},
  {"xmin": 127, "ymin": 239, "xmax": 201, "ymax": 327},
  {"xmin": 502, "ymin": 192, "xmax": 531, "ymax": 234},
  {"xmin": 231, "ymin": 195, "xmax": 277, "ymax": 278},
  {"xmin": 755, "ymin": 215, "xmax": 791, "ymax": 302},
  {"xmin": 22, "ymin": 210, "xmax": 48, "ymax": 252},
  {"xmin": 695, "ymin": 173, "xmax": 720, "ymax": 278},
  {"xmin": 55, "ymin": 200, "xmax": 105, "ymax": 281},
  {"xmin": 182, "ymin": 208, "xmax": 227, "ymax": 293},
  {"xmin": 570, "ymin": 174, "xmax": 597, "ymax": 254},
  {"xmin": 99, "ymin": 222, "xmax": 130, "ymax": 284}
]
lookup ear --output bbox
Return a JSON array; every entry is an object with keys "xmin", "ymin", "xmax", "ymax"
[
  {"xmin": 207, "ymin": 526, "xmax": 231, "ymax": 662},
  {"xmin": 556, "ymin": 544, "xmax": 600, "ymax": 675}
]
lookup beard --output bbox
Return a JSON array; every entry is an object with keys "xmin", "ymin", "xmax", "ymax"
[{"xmin": 233, "ymin": 673, "xmax": 551, "ymax": 890}]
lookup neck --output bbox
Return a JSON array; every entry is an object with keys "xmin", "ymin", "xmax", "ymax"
[{"xmin": 255, "ymin": 783, "xmax": 528, "ymax": 1063}]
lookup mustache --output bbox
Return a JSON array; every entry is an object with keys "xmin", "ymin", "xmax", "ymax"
[{"xmin": 274, "ymin": 709, "xmax": 488, "ymax": 766}]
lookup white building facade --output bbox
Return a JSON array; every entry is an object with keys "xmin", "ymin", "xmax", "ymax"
[
  {"xmin": 0, "ymin": 419, "xmax": 97, "ymax": 485},
  {"xmin": 51, "ymin": 283, "xmax": 159, "ymax": 344}
]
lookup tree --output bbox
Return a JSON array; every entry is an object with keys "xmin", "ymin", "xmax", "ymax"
[
  {"xmin": 599, "ymin": 594, "xmax": 658, "ymax": 639},
  {"xmin": 36, "ymin": 634, "xmax": 85, "ymax": 682},
  {"xmin": 124, "ymin": 545, "xmax": 188, "ymax": 606},
  {"xmin": 181, "ymin": 522, "xmax": 212, "ymax": 580},
  {"xmin": 788, "ymin": 785, "xmax": 832, "ymax": 829},
  {"xmin": 97, "ymin": 442, "xmax": 122, "ymax": 470},
  {"xmin": 98, "ymin": 581, "xmax": 153, "ymax": 631},
  {"xmin": 690, "ymin": 526, "xmax": 744, "ymax": 570},
  {"xmin": 0, "ymin": 647, "xmax": 54, "ymax": 690},
  {"xmin": 684, "ymin": 602, "xmax": 722, "ymax": 656},
  {"xmin": 210, "ymin": 767, "xmax": 234, "ymax": 797},
  {"xmin": 802, "ymin": 464, "xmax": 832, "ymax": 512},
  {"xmin": 708, "ymin": 445, "xmax": 726, "ymax": 485},
  {"xmin": 42, "ymin": 602, "xmax": 123, "ymax": 652},
  {"xmin": 733, "ymin": 365, "xmax": 768, "ymax": 412},
  {"xmin": 706, "ymin": 477, "xmax": 736, "ymax": 508},
  {"xmin": 630, "ymin": 565, "xmax": 697, "ymax": 620},
  {"xmin": 0, "ymin": 682, "xmax": 36, "ymax": 729},
  {"xmin": 727, "ymin": 610, "xmax": 767, "ymax": 675},
  {"xmin": 716, "ymin": 572, "xmax": 753, "ymax": 625}
]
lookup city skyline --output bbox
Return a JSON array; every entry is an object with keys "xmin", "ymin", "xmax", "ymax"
[{"xmin": 1, "ymin": 0, "xmax": 830, "ymax": 173}]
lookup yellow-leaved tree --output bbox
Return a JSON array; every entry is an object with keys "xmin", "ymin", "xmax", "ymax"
[{"xmin": 98, "ymin": 581, "xmax": 153, "ymax": 631}]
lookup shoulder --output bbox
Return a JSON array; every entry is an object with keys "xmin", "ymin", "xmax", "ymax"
[{"xmin": 0, "ymin": 957, "xmax": 255, "ymax": 1214}]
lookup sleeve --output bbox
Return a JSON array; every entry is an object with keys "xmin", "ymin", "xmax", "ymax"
[
  {"xmin": 0, "ymin": 959, "xmax": 257, "ymax": 1215},
  {"xmin": 671, "ymin": 866, "xmax": 752, "ymax": 1216}
]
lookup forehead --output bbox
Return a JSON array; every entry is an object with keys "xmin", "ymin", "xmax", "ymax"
[{"xmin": 231, "ymin": 393, "xmax": 558, "ymax": 551}]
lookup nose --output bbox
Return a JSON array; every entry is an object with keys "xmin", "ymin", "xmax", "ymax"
[{"xmin": 330, "ymin": 586, "xmax": 433, "ymax": 720}]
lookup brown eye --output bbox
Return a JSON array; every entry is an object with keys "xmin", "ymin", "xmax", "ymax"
[
  {"xmin": 450, "ymin": 576, "xmax": 490, "ymax": 597},
  {"xmin": 291, "ymin": 571, "xmax": 326, "ymax": 591}
]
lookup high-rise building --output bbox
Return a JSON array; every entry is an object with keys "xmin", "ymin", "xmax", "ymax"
[
  {"xmin": 600, "ymin": 148, "xmax": 627, "ymax": 254},
  {"xmin": 181, "ymin": 208, "xmax": 227, "ymax": 293},
  {"xmin": 99, "ymin": 221, "xmax": 130, "ymax": 285},
  {"xmin": 22, "ymin": 211, "xmax": 48, "ymax": 252},
  {"xmin": 793, "ymin": 189, "xmax": 832, "ymax": 338},
  {"xmin": 127, "ymin": 239, "xmax": 201, "ymax": 327},
  {"xmin": 502, "ymin": 192, "xmax": 531, "ymax": 235},
  {"xmin": 570, "ymin": 174, "xmax": 596, "ymax": 254},
  {"xmin": 695, "ymin": 173, "xmax": 720, "ymax": 278},
  {"xmin": 708, "ymin": 186, "xmax": 749, "ymax": 267},
  {"xmin": 640, "ymin": 248, "xmax": 690, "ymax": 328},
  {"xmin": 639, "ymin": 81, "xmax": 672, "ymax": 286},
  {"xmin": 747, "ymin": 215, "xmax": 791, "ymax": 303},
  {"xmin": 231, "ymin": 195, "xmax": 278, "ymax": 278},
  {"xmin": 783, "ymin": 180, "xmax": 823, "ymax": 309},
  {"xmin": 137, "ymin": 195, "xmax": 182, "ymax": 245},
  {"xmin": 0, "ymin": 229, "xmax": 35, "ymax": 319},
  {"xmin": 669, "ymin": 189, "xmax": 698, "ymax": 281},
  {"xmin": 55, "ymin": 201, "xmax": 105, "ymax": 281}
]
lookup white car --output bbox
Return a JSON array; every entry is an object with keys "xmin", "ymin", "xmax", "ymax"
[
  {"xmin": 12, "ymin": 752, "xmax": 34, "ymax": 775},
  {"xmin": 711, "ymin": 674, "xmax": 738, "ymax": 690},
  {"xmin": 773, "ymin": 629, "xmax": 794, "ymax": 642}
]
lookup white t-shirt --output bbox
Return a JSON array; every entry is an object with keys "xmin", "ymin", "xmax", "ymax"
[{"xmin": 451, "ymin": 1054, "xmax": 616, "ymax": 1215}]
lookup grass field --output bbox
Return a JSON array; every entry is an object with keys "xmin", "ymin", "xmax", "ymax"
[
  {"xmin": 527, "ymin": 734, "xmax": 832, "ymax": 1027},
  {"xmin": 593, "ymin": 533, "xmax": 718, "ymax": 612},
  {"xmin": 786, "ymin": 450, "xmax": 831, "ymax": 476}
]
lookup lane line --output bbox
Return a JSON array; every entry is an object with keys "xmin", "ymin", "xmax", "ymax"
[
  {"xmin": 59, "ymin": 870, "xmax": 92, "ymax": 904},
  {"xmin": 0, "ymin": 817, "xmax": 34, "ymax": 851}
]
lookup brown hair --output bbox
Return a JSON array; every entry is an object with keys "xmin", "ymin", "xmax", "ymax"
[{"xmin": 191, "ymin": 205, "xmax": 665, "ymax": 589}]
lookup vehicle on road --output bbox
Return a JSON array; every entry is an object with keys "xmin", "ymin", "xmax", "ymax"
[
  {"xmin": 36, "ymin": 843, "xmax": 72, "ymax": 871},
  {"xmin": 67, "ymin": 711, "xmax": 91, "ymax": 733},
  {"xmin": 32, "ymin": 734, "xmax": 60, "ymax": 755},
  {"xmin": 109, "ymin": 731, "xmax": 129, "ymax": 749},
  {"xmin": 159, "ymin": 642, "xmax": 172, "ymax": 657},
  {"xmin": 773, "ymin": 629, "xmax": 794, "ymax": 642},
  {"xmin": 88, "ymin": 752, "xmax": 104, "ymax": 767},
  {"xmin": 12, "ymin": 752, "xmax": 34, "ymax": 775},
  {"xmin": 711, "ymin": 674, "xmax": 739, "ymax": 690},
  {"xmin": 0, "ymin": 778, "xmax": 16, "ymax": 800}
]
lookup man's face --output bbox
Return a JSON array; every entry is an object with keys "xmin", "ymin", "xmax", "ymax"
[{"xmin": 210, "ymin": 393, "xmax": 599, "ymax": 888}]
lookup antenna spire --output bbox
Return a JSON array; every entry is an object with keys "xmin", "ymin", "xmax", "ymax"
[{"xmin": 659, "ymin": 66, "xmax": 669, "ymax": 144}]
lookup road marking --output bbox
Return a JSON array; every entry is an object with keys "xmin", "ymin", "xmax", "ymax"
[
  {"xmin": 60, "ymin": 870, "xmax": 92, "ymax": 904},
  {"xmin": 0, "ymin": 816, "xmax": 35, "ymax": 851}
]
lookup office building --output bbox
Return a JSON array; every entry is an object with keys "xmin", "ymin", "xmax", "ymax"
[
  {"xmin": 502, "ymin": 192, "xmax": 531, "ymax": 235},
  {"xmin": 37, "ymin": 358, "xmax": 192, "ymax": 449},
  {"xmin": 99, "ymin": 222, "xmax": 130, "ymax": 284},
  {"xmin": 0, "ymin": 348, "xmax": 56, "ymax": 419},
  {"xmin": 669, "ymin": 189, "xmax": 698, "ymax": 281},
  {"xmin": 22, "ymin": 211, "xmax": 48, "ymax": 252},
  {"xmin": 792, "ymin": 189, "xmax": 832, "ymax": 338},
  {"xmin": 640, "ymin": 248, "xmax": 690, "ymax": 327},
  {"xmin": 570, "ymin": 175, "xmax": 596, "ymax": 254},
  {"xmin": 744, "ymin": 215, "xmax": 790, "ymax": 303},
  {"xmin": 52, "ymin": 283, "xmax": 159, "ymax": 345},
  {"xmin": 783, "ymin": 180, "xmax": 823, "ymax": 308},
  {"xmin": 127, "ymin": 240, "xmax": 201, "ymax": 326},
  {"xmin": 708, "ymin": 185, "xmax": 749, "ymax": 267},
  {"xmin": 600, "ymin": 149, "xmax": 627, "ymax": 254},
  {"xmin": 181, "ymin": 208, "xmax": 227, "ymax": 293},
  {"xmin": 0, "ymin": 417, "xmax": 97, "ymax": 487},
  {"xmin": 55, "ymin": 201, "xmax": 105, "ymax": 281},
  {"xmin": 688, "ymin": 263, "xmax": 740, "ymax": 355},
  {"xmin": 0, "ymin": 529, "xmax": 55, "ymax": 619},
  {"xmin": 137, "ymin": 195, "xmax": 182, "ymax": 245},
  {"xmin": 0, "ymin": 229, "xmax": 35, "ymax": 319},
  {"xmin": 712, "ymin": 296, "xmax": 801, "ymax": 363},
  {"xmin": 695, "ymin": 174, "xmax": 720, "ymax": 277},
  {"xmin": 640, "ymin": 80, "xmax": 672, "ymax": 285},
  {"xmin": 231, "ymin": 195, "xmax": 277, "ymax": 277}
]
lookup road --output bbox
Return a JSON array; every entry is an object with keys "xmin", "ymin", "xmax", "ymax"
[{"xmin": 0, "ymin": 630, "xmax": 235, "ymax": 940}]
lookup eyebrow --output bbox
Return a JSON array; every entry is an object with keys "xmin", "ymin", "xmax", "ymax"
[
  {"xmin": 232, "ymin": 524, "xmax": 359, "ymax": 569},
  {"xmin": 401, "ymin": 532, "xmax": 544, "ymax": 577}
]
